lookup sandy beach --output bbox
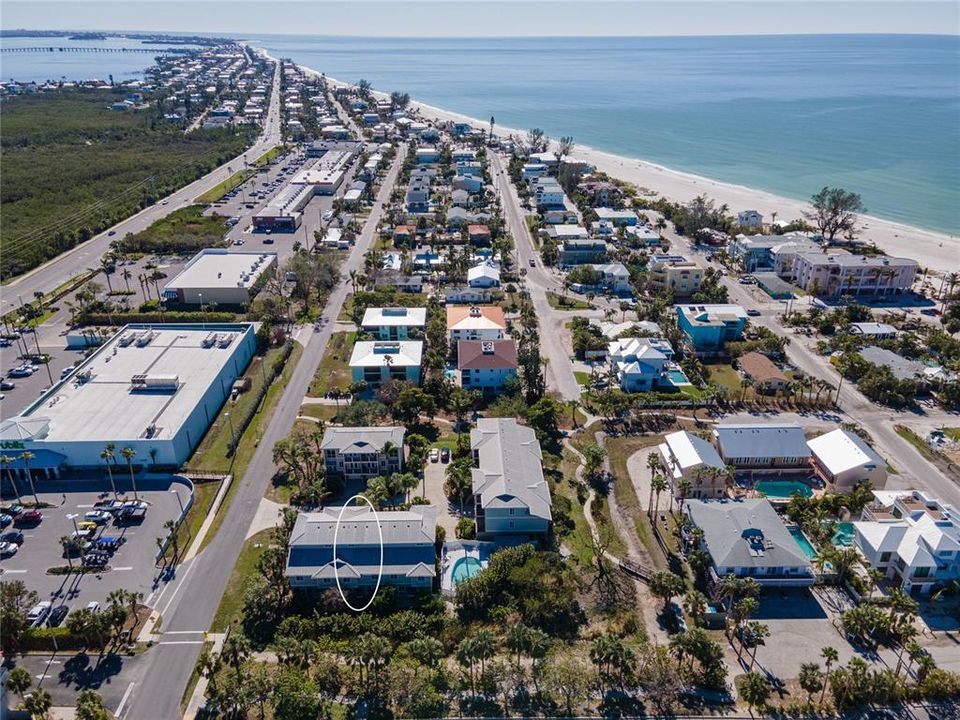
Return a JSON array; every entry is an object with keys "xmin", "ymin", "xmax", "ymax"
[{"xmin": 274, "ymin": 50, "xmax": 959, "ymax": 275}]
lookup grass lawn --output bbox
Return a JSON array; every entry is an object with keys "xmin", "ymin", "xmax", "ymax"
[
  {"xmin": 707, "ymin": 363, "xmax": 743, "ymax": 395},
  {"xmin": 195, "ymin": 168, "xmax": 256, "ymax": 204},
  {"xmin": 546, "ymin": 292, "xmax": 591, "ymax": 311},
  {"xmin": 574, "ymin": 370, "xmax": 592, "ymax": 387},
  {"xmin": 944, "ymin": 428, "xmax": 960, "ymax": 442},
  {"xmin": 298, "ymin": 403, "xmax": 340, "ymax": 422},
  {"xmin": 338, "ymin": 294, "xmax": 355, "ymax": 322},
  {"xmin": 895, "ymin": 425, "xmax": 943, "ymax": 463},
  {"xmin": 177, "ymin": 343, "xmax": 302, "ymax": 554},
  {"xmin": 605, "ymin": 434, "xmax": 669, "ymax": 569},
  {"xmin": 210, "ymin": 528, "xmax": 273, "ymax": 633},
  {"xmin": 307, "ymin": 331, "xmax": 355, "ymax": 397}
]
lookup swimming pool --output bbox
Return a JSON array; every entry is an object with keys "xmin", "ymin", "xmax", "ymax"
[
  {"xmin": 788, "ymin": 526, "xmax": 818, "ymax": 560},
  {"xmin": 755, "ymin": 480, "xmax": 813, "ymax": 499},
  {"xmin": 667, "ymin": 369, "xmax": 691, "ymax": 385},
  {"xmin": 833, "ymin": 522, "xmax": 855, "ymax": 546},
  {"xmin": 451, "ymin": 556, "xmax": 484, "ymax": 585}
]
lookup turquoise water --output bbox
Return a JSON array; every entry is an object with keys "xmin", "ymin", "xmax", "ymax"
[
  {"xmin": 668, "ymin": 369, "xmax": 690, "ymax": 385},
  {"xmin": 0, "ymin": 36, "xmax": 202, "ymax": 82},
  {"xmin": 451, "ymin": 556, "xmax": 483, "ymax": 584},
  {"xmin": 254, "ymin": 33, "xmax": 960, "ymax": 234},
  {"xmin": 833, "ymin": 521, "xmax": 856, "ymax": 547},
  {"xmin": 755, "ymin": 479, "xmax": 813, "ymax": 499},
  {"xmin": 788, "ymin": 526, "xmax": 818, "ymax": 560}
]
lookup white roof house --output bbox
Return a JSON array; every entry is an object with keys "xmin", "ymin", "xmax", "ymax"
[
  {"xmin": 658, "ymin": 430, "xmax": 727, "ymax": 500},
  {"xmin": 467, "ymin": 262, "xmax": 501, "ymax": 288},
  {"xmin": 349, "ymin": 340, "xmax": 423, "ymax": 368},
  {"xmin": 854, "ymin": 490, "xmax": 959, "ymax": 595},
  {"xmin": 807, "ymin": 428, "xmax": 887, "ymax": 489},
  {"xmin": 848, "ymin": 322, "xmax": 897, "ymax": 338},
  {"xmin": 471, "ymin": 418, "xmax": 551, "ymax": 537},
  {"xmin": 360, "ymin": 307, "xmax": 427, "ymax": 328}
]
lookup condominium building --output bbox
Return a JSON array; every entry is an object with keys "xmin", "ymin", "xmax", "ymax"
[
  {"xmin": 648, "ymin": 255, "xmax": 702, "ymax": 297},
  {"xmin": 793, "ymin": 253, "xmax": 918, "ymax": 298},
  {"xmin": 320, "ymin": 426, "xmax": 405, "ymax": 481}
]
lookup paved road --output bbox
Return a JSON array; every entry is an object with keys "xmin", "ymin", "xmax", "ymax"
[
  {"xmin": 118, "ymin": 146, "xmax": 405, "ymax": 720},
  {"xmin": 5, "ymin": 61, "xmax": 283, "ymax": 302},
  {"xmin": 491, "ymin": 152, "xmax": 582, "ymax": 401}
]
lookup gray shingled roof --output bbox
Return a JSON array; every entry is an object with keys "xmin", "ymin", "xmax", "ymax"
[
  {"xmin": 320, "ymin": 426, "xmax": 405, "ymax": 454},
  {"xmin": 858, "ymin": 346, "xmax": 924, "ymax": 382},
  {"xmin": 289, "ymin": 505, "xmax": 437, "ymax": 547},
  {"xmin": 686, "ymin": 499, "xmax": 811, "ymax": 570},
  {"xmin": 470, "ymin": 418, "xmax": 551, "ymax": 520}
]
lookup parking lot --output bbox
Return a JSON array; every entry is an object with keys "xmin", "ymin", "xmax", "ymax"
[{"xmin": 0, "ymin": 477, "xmax": 190, "ymax": 618}]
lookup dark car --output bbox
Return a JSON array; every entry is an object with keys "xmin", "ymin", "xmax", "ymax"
[
  {"xmin": 47, "ymin": 605, "xmax": 69, "ymax": 627},
  {"xmin": 0, "ymin": 505, "xmax": 24, "ymax": 517},
  {"xmin": 0, "ymin": 530, "xmax": 25, "ymax": 545},
  {"xmin": 115, "ymin": 506, "xmax": 146, "ymax": 524},
  {"xmin": 746, "ymin": 309, "xmax": 762, "ymax": 317},
  {"xmin": 0, "ymin": 380, "xmax": 15, "ymax": 390},
  {"xmin": 93, "ymin": 536, "xmax": 125, "ymax": 554},
  {"xmin": 14, "ymin": 510, "xmax": 42, "ymax": 526},
  {"xmin": 0, "ymin": 515, "xmax": 12, "ymax": 529}
]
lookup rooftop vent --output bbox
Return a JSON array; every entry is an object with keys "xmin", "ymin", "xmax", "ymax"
[
  {"xmin": 469, "ymin": 306, "xmax": 481, "ymax": 317},
  {"xmin": 481, "ymin": 341, "xmax": 495, "ymax": 354}
]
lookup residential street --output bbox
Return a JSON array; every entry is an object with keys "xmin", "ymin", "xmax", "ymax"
[{"xmin": 118, "ymin": 147, "xmax": 406, "ymax": 720}]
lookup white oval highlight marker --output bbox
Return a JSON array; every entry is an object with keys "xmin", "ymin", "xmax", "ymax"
[{"xmin": 332, "ymin": 494, "xmax": 384, "ymax": 612}]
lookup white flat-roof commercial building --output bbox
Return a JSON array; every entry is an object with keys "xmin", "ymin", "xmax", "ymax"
[
  {"xmin": 0, "ymin": 323, "xmax": 256, "ymax": 473},
  {"xmin": 253, "ymin": 183, "xmax": 313, "ymax": 231},
  {"xmin": 163, "ymin": 249, "xmax": 277, "ymax": 306},
  {"xmin": 808, "ymin": 428, "xmax": 887, "ymax": 490},
  {"xmin": 292, "ymin": 150, "xmax": 353, "ymax": 194}
]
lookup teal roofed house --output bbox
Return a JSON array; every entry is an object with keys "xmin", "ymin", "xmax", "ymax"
[{"xmin": 676, "ymin": 304, "xmax": 748, "ymax": 353}]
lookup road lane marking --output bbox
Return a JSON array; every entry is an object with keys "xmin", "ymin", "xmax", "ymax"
[
  {"xmin": 114, "ymin": 681, "xmax": 135, "ymax": 718},
  {"xmin": 158, "ymin": 640, "xmax": 205, "ymax": 645},
  {"xmin": 1, "ymin": 569, "xmax": 28, "ymax": 574}
]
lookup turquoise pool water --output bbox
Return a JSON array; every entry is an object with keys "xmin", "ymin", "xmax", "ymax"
[
  {"xmin": 788, "ymin": 526, "xmax": 818, "ymax": 560},
  {"xmin": 755, "ymin": 480, "xmax": 813, "ymax": 498},
  {"xmin": 668, "ymin": 369, "xmax": 690, "ymax": 385},
  {"xmin": 833, "ymin": 522, "xmax": 855, "ymax": 546},
  {"xmin": 451, "ymin": 556, "xmax": 484, "ymax": 585}
]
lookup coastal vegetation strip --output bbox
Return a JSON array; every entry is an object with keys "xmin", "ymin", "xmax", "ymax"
[{"xmin": 0, "ymin": 87, "xmax": 252, "ymax": 279}]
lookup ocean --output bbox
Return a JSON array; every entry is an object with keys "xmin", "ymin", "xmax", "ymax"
[
  {"xmin": 0, "ymin": 36, "xmax": 170, "ymax": 83},
  {"xmin": 251, "ymin": 33, "xmax": 959, "ymax": 235},
  {"xmin": 2, "ymin": 33, "xmax": 957, "ymax": 233}
]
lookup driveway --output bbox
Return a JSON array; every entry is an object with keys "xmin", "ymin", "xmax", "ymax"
[
  {"xmin": 423, "ymin": 460, "xmax": 460, "ymax": 536},
  {"xmin": 626, "ymin": 445, "xmax": 672, "ymax": 512}
]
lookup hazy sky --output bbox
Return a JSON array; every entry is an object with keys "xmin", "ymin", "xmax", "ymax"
[{"xmin": 2, "ymin": 0, "xmax": 958, "ymax": 37}]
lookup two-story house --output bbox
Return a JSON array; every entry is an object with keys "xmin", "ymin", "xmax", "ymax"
[
  {"xmin": 675, "ymin": 304, "xmax": 748, "ymax": 352},
  {"xmin": 457, "ymin": 339, "xmax": 518, "ymax": 391},
  {"xmin": 446, "ymin": 306, "xmax": 506, "ymax": 342},
  {"xmin": 349, "ymin": 340, "xmax": 423, "ymax": 387},
  {"xmin": 320, "ymin": 426, "xmax": 405, "ymax": 481},
  {"xmin": 608, "ymin": 337, "xmax": 676, "ymax": 392},
  {"xmin": 360, "ymin": 307, "xmax": 427, "ymax": 340},
  {"xmin": 471, "ymin": 418, "xmax": 551, "ymax": 537}
]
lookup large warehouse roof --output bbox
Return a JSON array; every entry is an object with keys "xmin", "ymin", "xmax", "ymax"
[{"xmin": 15, "ymin": 323, "xmax": 254, "ymax": 444}]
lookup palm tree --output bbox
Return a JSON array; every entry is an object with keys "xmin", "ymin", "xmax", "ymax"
[
  {"xmin": 798, "ymin": 662, "xmax": 823, "ymax": 703},
  {"xmin": 221, "ymin": 633, "xmax": 252, "ymax": 683},
  {"xmin": 121, "ymin": 269, "xmax": 132, "ymax": 293},
  {"xmin": 100, "ymin": 445, "xmax": 118, "ymax": 499},
  {"xmin": 0, "ymin": 454, "xmax": 21, "ymax": 502},
  {"xmin": 120, "ymin": 447, "xmax": 138, "ymax": 500},
  {"xmin": 24, "ymin": 688, "xmax": 53, "ymax": 719},
  {"xmin": 60, "ymin": 536, "xmax": 75, "ymax": 569},
  {"xmin": 651, "ymin": 474, "xmax": 668, "ymax": 521},
  {"xmin": 820, "ymin": 646, "xmax": 838, "ymax": 702},
  {"xmin": 646, "ymin": 452, "xmax": 662, "ymax": 514},
  {"xmin": 675, "ymin": 477, "xmax": 693, "ymax": 515},
  {"xmin": 654, "ymin": 217, "xmax": 667, "ymax": 238},
  {"xmin": 19, "ymin": 451, "xmax": 40, "ymax": 506}
]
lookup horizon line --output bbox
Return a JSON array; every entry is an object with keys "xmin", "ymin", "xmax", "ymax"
[{"xmin": 3, "ymin": 27, "xmax": 959, "ymax": 39}]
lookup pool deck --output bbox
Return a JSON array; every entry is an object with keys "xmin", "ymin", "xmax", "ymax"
[{"xmin": 441, "ymin": 539, "xmax": 493, "ymax": 596}]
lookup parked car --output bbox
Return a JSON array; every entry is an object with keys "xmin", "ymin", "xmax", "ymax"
[
  {"xmin": 116, "ymin": 506, "xmax": 146, "ymax": 523},
  {"xmin": 0, "ymin": 530, "xmax": 25, "ymax": 545},
  {"xmin": 83, "ymin": 552, "xmax": 110, "ymax": 568},
  {"xmin": 0, "ymin": 380, "xmax": 15, "ymax": 390},
  {"xmin": 27, "ymin": 601, "xmax": 51, "ymax": 627},
  {"xmin": 14, "ymin": 510, "xmax": 42, "ymax": 526},
  {"xmin": 84, "ymin": 510, "xmax": 113, "ymax": 524},
  {"xmin": 86, "ymin": 601, "xmax": 101, "ymax": 613},
  {"xmin": 440, "ymin": 447, "xmax": 450, "ymax": 463},
  {"xmin": 47, "ymin": 605, "xmax": 69, "ymax": 627},
  {"xmin": 77, "ymin": 521, "xmax": 99, "ymax": 532},
  {"xmin": 529, "ymin": 258, "xmax": 536, "ymax": 267},
  {"xmin": 0, "ymin": 505, "xmax": 23, "ymax": 517},
  {"xmin": 93, "ymin": 536, "xmax": 125, "ymax": 553},
  {"xmin": 7, "ymin": 366, "xmax": 33, "ymax": 378},
  {"xmin": 94, "ymin": 499, "xmax": 124, "ymax": 513},
  {"xmin": 0, "ymin": 515, "xmax": 14, "ymax": 529},
  {"xmin": 746, "ymin": 309, "xmax": 762, "ymax": 317},
  {"xmin": 429, "ymin": 448, "xmax": 440, "ymax": 463},
  {"xmin": 0, "ymin": 541, "xmax": 18, "ymax": 557}
]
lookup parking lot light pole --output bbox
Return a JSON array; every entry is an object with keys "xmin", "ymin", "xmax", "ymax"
[{"xmin": 170, "ymin": 488, "xmax": 184, "ymax": 515}]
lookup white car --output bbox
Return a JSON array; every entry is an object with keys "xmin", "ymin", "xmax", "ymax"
[
  {"xmin": 429, "ymin": 448, "xmax": 440, "ymax": 463},
  {"xmin": 84, "ymin": 510, "xmax": 112, "ymax": 524},
  {"xmin": 0, "ymin": 541, "xmax": 17, "ymax": 557},
  {"xmin": 322, "ymin": 210, "xmax": 335, "ymax": 221},
  {"xmin": 27, "ymin": 601, "xmax": 52, "ymax": 627}
]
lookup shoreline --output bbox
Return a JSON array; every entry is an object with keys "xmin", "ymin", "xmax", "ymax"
[{"xmin": 259, "ymin": 47, "xmax": 958, "ymax": 274}]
